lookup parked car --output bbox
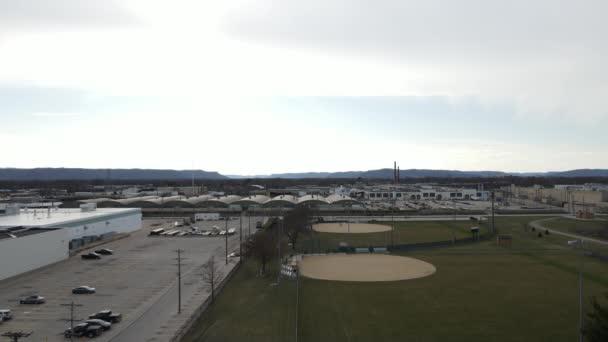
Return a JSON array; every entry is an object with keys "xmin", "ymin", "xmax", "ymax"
[
  {"xmin": 64, "ymin": 322, "xmax": 104, "ymax": 338},
  {"xmin": 227, "ymin": 228, "xmax": 236, "ymax": 235},
  {"xmin": 81, "ymin": 252, "xmax": 102, "ymax": 260},
  {"xmin": 20, "ymin": 295, "xmax": 45, "ymax": 304},
  {"xmin": 88, "ymin": 310, "xmax": 122, "ymax": 323},
  {"xmin": 84, "ymin": 319, "xmax": 111, "ymax": 331},
  {"xmin": 72, "ymin": 286, "xmax": 96, "ymax": 294},
  {"xmin": 94, "ymin": 248, "xmax": 113, "ymax": 255},
  {"xmin": 0, "ymin": 309, "xmax": 12, "ymax": 321}
]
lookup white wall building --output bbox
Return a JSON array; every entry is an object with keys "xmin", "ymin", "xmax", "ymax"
[
  {"xmin": 365, "ymin": 188, "xmax": 489, "ymax": 201},
  {"xmin": 0, "ymin": 206, "xmax": 141, "ymax": 281},
  {"xmin": 0, "ymin": 207, "xmax": 141, "ymax": 241},
  {"xmin": 0, "ymin": 228, "xmax": 69, "ymax": 281}
]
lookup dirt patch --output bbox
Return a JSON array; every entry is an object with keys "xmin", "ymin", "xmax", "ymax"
[
  {"xmin": 313, "ymin": 223, "xmax": 391, "ymax": 234},
  {"xmin": 299, "ymin": 254, "xmax": 436, "ymax": 282}
]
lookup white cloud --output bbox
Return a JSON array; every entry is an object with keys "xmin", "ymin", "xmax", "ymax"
[
  {"xmin": 223, "ymin": 0, "xmax": 608, "ymax": 121},
  {"xmin": 0, "ymin": 1, "xmax": 607, "ymax": 172},
  {"xmin": 31, "ymin": 112, "xmax": 80, "ymax": 117}
]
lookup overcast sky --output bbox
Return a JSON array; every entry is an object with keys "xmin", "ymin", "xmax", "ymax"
[{"xmin": 1, "ymin": 0, "xmax": 607, "ymax": 175}]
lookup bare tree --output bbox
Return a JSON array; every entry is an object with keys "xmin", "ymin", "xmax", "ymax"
[
  {"xmin": 201, "ymin": 256, "xmax": 223, "ymax": 303},
  {"xmin": 247, "ymin": 229, "xmax": 276, "ymax": 275},
  {"xmin": 283, "ymin": 207, "xmax": 311, "ymax": 250},
  {"xmin": 584, "ymin": 293, "xmax": 608, "ymax": 342}
]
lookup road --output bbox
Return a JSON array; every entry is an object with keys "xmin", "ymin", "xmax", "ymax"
[
  {"xmin": 530, "ymin": 217, "xmax": 608, "ymax": 247},
  {"xmin": 109, "ymin": 236, "xmax": 243, "ymax": 342}
]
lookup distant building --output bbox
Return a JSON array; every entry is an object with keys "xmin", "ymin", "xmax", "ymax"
[{"xmin": 510, "ymin": 185, "xmax": 608, "ymax": 213}]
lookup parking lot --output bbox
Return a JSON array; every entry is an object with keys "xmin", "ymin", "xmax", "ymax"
[{"xmin": 0, "ymin": 216, "xmax": 265, "ymax": 341}]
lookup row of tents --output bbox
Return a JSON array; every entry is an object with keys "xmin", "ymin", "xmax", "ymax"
[{"xmin": 79, "ymin": 194, "xmax": 362, "ymax": 208}]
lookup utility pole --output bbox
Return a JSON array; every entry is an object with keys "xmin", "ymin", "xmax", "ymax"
[
  {"xmin": 239, "ymin": 209, "xmax": 243, "ymax": 259},
  {"xmin": 248, "ymin": 209, "xmax": 251, "ymax": 236},
  {"xmin": 491, "ymin": 191, "xmax": 495, "ymax": 234},
  {"xmin": 174, "ymin": 249, "xmax": 186, "ymax": 314},
  {"xmin": 225, "ymin": 215, "xmax": 229, "ymax": 265},
  {"xmin": 277, "ymin": 206, "xmax": 283, "ymax": 285},
  {"xmin": 452, "ymin": 199, "xmax": 456, "ymax": 244},
  {"xmin": 60, "ymin": 301, "xmax": 83, "ymax": 342},
  {"xmin": 1, "ymin": 332, "xmax": 33, "ymax": 342}
]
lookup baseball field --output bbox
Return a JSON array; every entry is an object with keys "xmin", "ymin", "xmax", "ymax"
[{"xmin": 182, "ymin": 216, "xmax": 608, "ymax": 342}]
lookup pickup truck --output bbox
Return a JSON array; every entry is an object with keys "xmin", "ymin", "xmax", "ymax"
[
  {"xmin": 64, "ymin": 322, "xmax": 104, "ymax": 338},
  {"xmin": 89, "ymin": 310, "xmax": 122, "ymax": 323}
]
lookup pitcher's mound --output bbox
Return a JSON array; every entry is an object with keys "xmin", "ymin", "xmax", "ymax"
[
  {"xmin": 299, "ymin": 254, "xmax": 436, "ymax": 282},
  {"xmin": 313, "ymin": 223, "xmax": 390, "ymax": 233}
]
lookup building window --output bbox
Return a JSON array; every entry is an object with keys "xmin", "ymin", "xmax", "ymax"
[
  {"xmin": 383, "ymin": 193, "xmax": 389, "ymax": 198},
  {"xmin": 423, "ymin": 193, "xmax": 429, "ymax": 197},
  {"xmin": 430, "ymin": 193, "xmax": 435, "ymax": 197},
  {"xmin": 450, "ymin": 193, "xmax": 456, "ymax": 197},
  {"xmin": 396, "ymin": 193, "xmax": 402, "ymax": 198},
  {"xmin": 370, "ymin": 193, "xmax": 375, "ymax": 198},
  {"xmin": 457, "ymin": 193, "xmax": 463, "ymax": 197}
]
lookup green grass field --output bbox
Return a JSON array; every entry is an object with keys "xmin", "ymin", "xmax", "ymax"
[
  {"xmin": 299, "ymin": 220, "xmax": 488, "ymax": 252},
  {"xmin": 182, "ymin": 216, "xmax": 608, "ymax": 342},
  {"xmin": 541, "ymin": 217, "xmax": 608, "ymax": 241}
]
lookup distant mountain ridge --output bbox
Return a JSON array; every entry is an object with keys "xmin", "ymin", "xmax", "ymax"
[
  {"xmin": 0, "ymin": 168, "xmax": 227, "ymax": 181},
  {"xmin": 1, "ymin": 167, "xmax": 607, "ymax": 181},
  {"xmin": 231, "ymin": 168, "xmax": 608, "ymax": 179}
]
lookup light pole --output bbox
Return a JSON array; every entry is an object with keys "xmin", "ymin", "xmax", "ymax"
[
  {"xmin": 239, "ymin": 208, "xmax": 243, "ymax": 259},
  {"xmin": 225, "ymin": 215, "xmax": 228, "ymax": 265},
  {"xmin": 567, "ymin": 239, "xmax": 585, "ymax": 342}
]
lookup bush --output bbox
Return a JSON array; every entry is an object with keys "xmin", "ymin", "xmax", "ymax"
[
  {"xmin": 538, "ymin": 232, "xmax": 542, "ymax": 238},
  {"xmin": 531, "ymin": 227, "xmax": 536, "ymax": 231},
  {"xmin": 545, "ymin": 229, "xmax": 550, "ymax": 235}
]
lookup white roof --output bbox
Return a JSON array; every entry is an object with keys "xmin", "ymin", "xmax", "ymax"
[{"xmin": 0, "ymin": 208, "xmax": 140, "ymax": 228}]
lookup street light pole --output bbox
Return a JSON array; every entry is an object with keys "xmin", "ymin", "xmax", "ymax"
[
  {"xmin": 225, "ymin": 215, "xmax": 228, "ymax": 265},
  {"xmin": 568, "ymin": 239, "xmax": 585, "ymax": 342},
  {"xmin": 239, "ymin": 209, "xmax": 243, "ymax": 259}
]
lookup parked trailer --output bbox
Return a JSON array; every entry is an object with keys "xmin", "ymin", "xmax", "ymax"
[
  {"xmin": 195, "ymin": 213, "xmax": 220, "ymax": 221},
  {"xmin": 150, "ymin": 228, "xmax": 165, "ymax": 236}
]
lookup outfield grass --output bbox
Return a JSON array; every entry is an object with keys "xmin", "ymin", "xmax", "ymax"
[
  {"xmin": 183, "ymin": 216, "xmax": 608, "ymax": 342},
  {"xmin": 540, "ymin": 217, "xmax": 608, "ymax": 242},
  {"xmin": 299, "ymin": 220, "xmax": 489, "ymax": 252}
]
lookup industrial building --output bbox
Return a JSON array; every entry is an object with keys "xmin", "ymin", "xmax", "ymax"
[
  {"xmin": 362, "ymin": 187, "xmax": 490, "ymax": 201},
  {"xmin": 509, "ymin": 185, "xmax": 608, "ymax": 213},
  {"xmin": 0, "ymin": 205, "xmax": 141, "ymax": 281}
]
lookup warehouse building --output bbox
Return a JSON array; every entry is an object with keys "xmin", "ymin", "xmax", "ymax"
[
  {"xmin": 0, "ymin": 228, "xmax": 69, "ymax": 281},
  {"xmin": 0, "ymin": 205, "xmax": 141, "ymax": 281},
  {"xmin": 510, "ymin": 185, "xmax": 608, "ymax": 213}
]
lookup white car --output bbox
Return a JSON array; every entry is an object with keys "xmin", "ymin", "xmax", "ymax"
[
  {"xmin": 219, "ymin": 230, "xmax": 227, "ymax": 236},
  {"xmin": 0, "ymin": 309, "xmax": 11, "ymax": 321},
  {"xmin": 227, "ymin": 228, "xmax": 236, "ymax": 235}
]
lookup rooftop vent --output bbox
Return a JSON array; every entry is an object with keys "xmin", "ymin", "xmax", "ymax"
[
  {"xmin": 80, "ymin": 203, "xmax": 97, "ymax": 212},
  {"xmin": 5, "ymin": 204, "xmax": 20, "ymax": 216}
]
